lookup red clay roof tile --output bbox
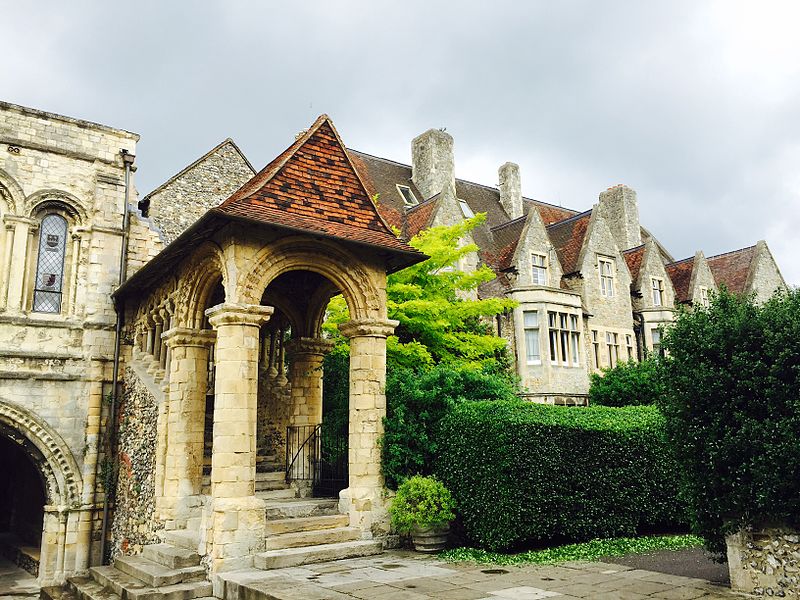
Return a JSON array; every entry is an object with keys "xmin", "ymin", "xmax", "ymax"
[
  {"xmin": 547, "ymin": 211, "xmax": 592, "ymax": 275},
  {"xmin": 622, "ymin": 245, "xmax": 646, "ymax": 285},
  {"xmin": 665, "ymin": 257, "xmax": 695, "ymax": 303},
  {"xmin": 707, "ymin": 245, "xmax": 757, "ymax": 294}
]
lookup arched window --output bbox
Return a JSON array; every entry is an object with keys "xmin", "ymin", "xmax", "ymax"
[{"xmin": 33, "ymin": 214, "xmax": 68, "ymax": 313}]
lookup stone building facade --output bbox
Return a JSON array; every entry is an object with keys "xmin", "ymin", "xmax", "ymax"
[{"xmin": 0, "ymin": 99, "xmax": 787, "ymax": 593}]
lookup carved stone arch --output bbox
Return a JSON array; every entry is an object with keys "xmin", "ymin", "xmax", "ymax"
[
  {"xmin": 238, "ymin": 237, "xmax": 382, "ymax": 322},
  {"xmin": 26, "ymin": 189, "xmax": 89, "ymax": 225},
  {"xmin": 0, "ymin": 168, "xmax": 25, "ymax": 214},
  {"xmin": 260, "ymin": 288, "xmax": 305, "ymax": 336},
  {"xmin": 182, "ymin": 243, "xmax": 228, "ymax": 330},
  {"xmin": 0, "ymin": 399, "xmax": 83, "ymax": 507}
]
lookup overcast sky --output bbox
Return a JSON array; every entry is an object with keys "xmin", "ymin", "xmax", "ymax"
[{"xmin": 3, "ymin": 1, "xmax": 799, "ymax": 284}]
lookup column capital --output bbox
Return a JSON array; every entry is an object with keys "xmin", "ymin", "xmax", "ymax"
[
  {"xmin": 206, "ymin": 302, "xmax": 273, "ymax": 329},
  {"xmin": 285, "ymin": 337, "xmax": 334, "ymax": 357},
  {"xmin": 162, "ymin": 327, "xmax": 216, "ymax": 348},
  {"xmin": 338, "ymin": 319, "xmax": 398, "ymax": 339}
]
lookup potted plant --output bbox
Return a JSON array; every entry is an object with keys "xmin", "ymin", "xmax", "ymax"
[{"xmin": 389, "ymin": 475, "xmax": 456, "ymax": 552}]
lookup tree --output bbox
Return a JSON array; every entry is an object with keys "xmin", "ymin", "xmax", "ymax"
[
  {"xmin": 659, "ymin": 288, "xmax": 800, "ymax": 554},
  {"xmin": 324, "ymin": 214, "xmax": 517, "ymax": 372},
  {"xmin": 588, "ymin": 357, "xmax": 664, "ymax": 407}
]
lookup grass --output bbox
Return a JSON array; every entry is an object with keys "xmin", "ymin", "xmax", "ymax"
[{"xmin": 439, "ymin": 534, "xmax": 705, "ymax": 566}]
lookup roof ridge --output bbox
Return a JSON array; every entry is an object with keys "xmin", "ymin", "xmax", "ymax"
[
  {"xmin": 490, "ymin": 215, "xmax": 527, "ymax": 232},
  {"xmin": 622, "ymin": 244, "xmax": 646, "ymax": 255},
  {"xmin": 406, "ymin": 193, "xmax": 441, "ymax": 213},
  {"xmin": 546, "ymin": 208, "xmax": 593, "ymax": 230},
  {"xmin": 705, "ymin": 244, "xmax": 757, "ymax": 261},
  {"xmin": 666, "ymin": 256, "xmax": 695, "ymax": 267},
  {"xmin": 142, "ymin": 137, "xmax": 254, "ymax": 202}
]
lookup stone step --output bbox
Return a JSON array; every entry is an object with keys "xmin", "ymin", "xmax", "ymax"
[
  {"xmin": 264, "ymin": 514, "xmax": 349, "ymax": 536},
  {"xmin": 68, "ymin": 575, "xmax": 120, "ymax": 600},
  {"xmin": 255, "ymin": 488, "xmax": 296, "ymax": 501},
  {"xmin": 114, "ymin": 555, "xmax": 206, "ymax": 588},
  {"xmin": 90, "ymin": 565, "xmax": 212, "ymax": 600},
  {"xmin": 263, "ymin": 498, "xmax": 339, "ymax": 520},
  {"xmin": 254, "ymin": 539, "xmax": 382, "ymax": 570},
  {"xmin": 264, "ymin": 526, "xmax": 361, "ymax": 550},
  {"xmin": 142, "ymin": 544, "xmax": 201, "ymax": 569},
  {"xmin": 162, "ymin": 529, "xmax": 200, "ymax": 552},
  {"xmin": 255, "ymin": 479, "xmax": 288, "ymax": 492},
  {"xmin": 256, "ymin": 471, "xmax": 284, "ymax": 482}
]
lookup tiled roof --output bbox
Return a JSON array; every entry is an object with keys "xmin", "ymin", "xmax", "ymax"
[
  {"xmin": 547, "ymin": 211, "xmax": 592, "ymax": 275},
  {"xmin": 622, "ymin": 245, "xmax": 646, "ymax": 285},
  {"xmin": 665, "ymin": 257, "xmax": 695, "ymax": 303},
  {"xmin": 216, "ymin": 115, "xmax": 418, "ymax": 255},
  {"xmin": 490, "ymin": 217, "xmax": 527, "ymax": 271},
  {"xmin": 529, "ymin": 200, "xmax": 579, "ymax": 226},
  {"xmin": 405, "ymin": 196, "xmax": 440, "ymax": 238},
  {"xmin": 707, "ymin": 245, "xmax": 757, "ymax": 294}
]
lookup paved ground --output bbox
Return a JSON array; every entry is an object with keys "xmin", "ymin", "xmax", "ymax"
[
  {"xmin": 220, "ymin": 550, "xmax": 738, "ymax": 599},
  {"xmin": 0, "ymin": 557, "xmax": 39, "ymax": 599},
  {"xmin": 608, "ymin": 548, "xmax": 730, "ymax": 586}
]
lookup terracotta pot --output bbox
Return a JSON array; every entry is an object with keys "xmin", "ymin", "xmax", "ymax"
[{"xmin": 411, "ymin": 523, "xmax": 450, "ymax": 553}]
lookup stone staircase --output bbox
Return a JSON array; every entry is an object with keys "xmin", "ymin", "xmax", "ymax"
[{"xmin": 53, "ymin": 543, "xmax": 212, "ymax": 600}]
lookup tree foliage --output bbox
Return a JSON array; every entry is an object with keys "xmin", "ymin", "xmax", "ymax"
[
  {"xmin": 659, "ymin": 288, "xmax": 800, "ymax": 554},
  {"xmin": 589, "ymin": 357, "xmax": 664, "ymax": 407}
]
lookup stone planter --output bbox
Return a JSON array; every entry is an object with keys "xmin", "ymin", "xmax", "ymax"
[
  {"xmin": 726, "ymin": 526, "xmax": 800, "ymax": 595},
  {"xmin": 411, "ymin": 523, "xmax": 450, "ymax": 553}
]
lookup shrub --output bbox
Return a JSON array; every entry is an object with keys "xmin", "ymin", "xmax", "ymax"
[
  {"xmin": 389, "ymin": 475, "xmax": 456, "ymax": 533},
  {"xmin": 435, "ymin": 401, "xmax": 686, "ymax": 551},
  {"xmin": 659, "ymin": 289, "xmax": 800, "ymax": 554},
  {"xmin": 382, "ymin": 365, "xmax": 518, "ymax": 489},
  {"xmin": 589, "ymin": 357, "xmax": 664, "ymax": 407}
]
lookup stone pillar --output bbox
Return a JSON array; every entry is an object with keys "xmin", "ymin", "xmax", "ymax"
[
  {"xmin": 160, "ymin": 327, "xmax": 216, "ymax": 527},
  {"xmin": 4, "ymin": 217, "xmax": 35, "ymax": 312},
  {"xmin": 338, "ymin": 318, "xmax": 397, "ymax": 538},
  {"xmin": 204, "ymin": 303, "xmax": 273, "ymax": 571},
  {"xmin": 286, "ymin": 337, "xmax": 334, "ymax": 428}
]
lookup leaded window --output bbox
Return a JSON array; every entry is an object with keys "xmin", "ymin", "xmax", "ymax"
[{"xmin": 33, "ymin": 214, "xmax": 68, "ymax": 313}]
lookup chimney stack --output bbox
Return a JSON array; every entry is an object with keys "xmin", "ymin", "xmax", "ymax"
[
  {"xmin": 411, "ymin": 129, "xmax": 455, "ymax": 201},
  {"xmin": 498, "ymin": 162, "xmax": 523, "ymax": 220},
  {"xmin": 597, "ymin": 184, "xmax": 642, "ymax": 251}
]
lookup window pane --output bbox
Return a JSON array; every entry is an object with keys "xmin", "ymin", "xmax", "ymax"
[
  {"xmin": 523, "ymin": 311, "xmax": 538, "ymax": 327},
  {"xmin": 570, "ymin": 315, "xmax": 578, "ymax": 330},
  {"xmin": 549, "ymin": 331, "xmax": 558, "ymax": 361},
  {"xmin": 33, "ymin": 214, "xmax": 68, "ymax": 313},
  {"xmin": 525, "ymin": 329, "xmax": 540, "ymax": 362},
  {"xmin": 570, "ymin": 332, "xmax": 579, "ymax": 364}
]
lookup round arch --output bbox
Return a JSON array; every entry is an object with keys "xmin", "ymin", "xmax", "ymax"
[
  {"xmin": 181, "ymin": 243, "xmax": 228, "ymax": 330},
  {"xmin": 25, "ymin": 189, "xmax": 88, "ymax": 225},
  {"xmin": 238, "ymin": 237, "xmax": 383, "ymax": 323},
  {"xmin": 0, "ymin": 399, "xmax": 82, "ymax": 507},
  {"xmin": 0, "ymin": 168, "xmax": 25, "ymax": 214}
]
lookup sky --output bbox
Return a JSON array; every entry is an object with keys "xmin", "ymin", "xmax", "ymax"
[{"xmin": 2, "ymin": 1, "xmax": 799, "ymax": 284}]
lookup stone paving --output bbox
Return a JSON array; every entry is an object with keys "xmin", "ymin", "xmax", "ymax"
[
  {"xmin": 218, "ymin": 550, "xmax": 739, "ymax": 600},
  {"xmin": 0, "ymin": 557, "xmax": 39, "ymax": 599}
]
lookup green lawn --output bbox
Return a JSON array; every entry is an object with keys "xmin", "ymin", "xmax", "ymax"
[{"xmin": 439, "ymin": 534, "xmax": 704, "ymax": 566}]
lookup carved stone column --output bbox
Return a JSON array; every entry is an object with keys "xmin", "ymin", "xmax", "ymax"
[
  {"xmin": 286, "ymin": 337, "xmax": 334, "ymax": 428},
  {"xmin": 160, "ymin": 327, "xmax": 216, "ymax": 528},
  {"xmin": 204, "ymin": 303, "xmax": 273, "ymax": 571},
  {"xmin": 337, "ymin": 318, "xmax": 397, "ymax": 537}
]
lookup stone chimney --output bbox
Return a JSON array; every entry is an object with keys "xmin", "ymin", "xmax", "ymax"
[
  {"xmin": 411, "ymin": 129, "xmax": 455, "ymax": 201},
  {"xmin": 498, "ymin": 162, "xmax": 523, "ymax": 220},
  {"xmin": 597, "ymin": 184, "xmax": 642, "ymax": 251}
]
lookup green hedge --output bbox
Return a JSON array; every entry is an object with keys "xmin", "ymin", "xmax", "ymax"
[
  {"xmin": 435, "ymin": 402, "xmax": 686, "ymax": 551},
  {"xmin": 589, "ymin": 357, "xmax": 664, "ymax": 407}
]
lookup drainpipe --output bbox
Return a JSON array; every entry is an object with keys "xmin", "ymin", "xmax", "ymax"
[{"xmin": 99, "ymin": 149, "xmax": 135, "ymax": 563}]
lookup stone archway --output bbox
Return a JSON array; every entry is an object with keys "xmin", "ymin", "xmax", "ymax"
[{"xmin": 0, "ymin": 399, "xmax": 83, "ymax": 585}]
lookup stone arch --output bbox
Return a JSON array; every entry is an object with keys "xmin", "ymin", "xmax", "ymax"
[
  {"xmin": 238, "ymin": 237, "xmax": 383, "ymax": 322},
  {"xmin": 0, "ymin": 399, "xmax": 82, "ymax": 507},
  {"xmin": 26, "ymin": 189, "xmax": 89, "ymax": 225},
  {"xmin": 0, "ymin": 168, "xmax": 25, "ymax": 214},
  {"xmin": 181, "ymin": 242, "xmax": 228, "ymax": 330}
]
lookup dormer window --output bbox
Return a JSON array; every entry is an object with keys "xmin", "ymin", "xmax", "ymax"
[
  {"xmin": 652, "ymin": 277, "xmax": 664, "ymax": 306},
  {"xmin": 598, "ymin": 257, "xmax": 615, "ymax": 297},
  {"xmin": 531, "ymin": 253, "xmax": 548, "ymax": 286},
  {"xmin": 459, "ymin": 199, "xmax": 474, "ymax": 218},
  {"xmin": 397, "ymin": 185, "xmax": 418, "ymax": 207}
]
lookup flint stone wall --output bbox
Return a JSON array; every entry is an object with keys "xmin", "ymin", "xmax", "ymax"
[
  {"xmin": 111, "ymin": 367, "xmax": 160, "ymax": 558},
  {"xmin": 727, "ymin": 527, "xmax": 800, "ymax": 596}
]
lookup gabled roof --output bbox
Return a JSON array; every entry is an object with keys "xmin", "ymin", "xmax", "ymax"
[
  {"xmin": 546, "ymin": 210, "xmax": 592, "ymax": 275},
  {"xmin": 139, "ymin": 138, "xmax": 255, "ymax": 210},
  {"xmin": 665, "ymin": 256, "xmax": 696, "ymax": 303},
  {"xmin": 707, "ymin": 245, "xmax": 757, "ymax": 294},
  {"xmin": 622, "ymin": 244, "xmax": 646, "ymax": 285},
  {"xmin": 490, "ymin": 216, "xmax": 527, "ymax": 272},
  {"xmin": 214, "ymin": 115, "xmax": 416, "ymax": 255},
  {"xmin": 405, "ymin": 195, "xmax": 441, "ymax": 238}
]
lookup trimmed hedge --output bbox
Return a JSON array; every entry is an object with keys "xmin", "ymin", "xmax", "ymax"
[
  {"xmin": 435, "ymin": 401, "xmax": 686, "ymax": 551},
  {"xmin": 589, "ymin": 357, "xmax": 664, "ymax": 407}
]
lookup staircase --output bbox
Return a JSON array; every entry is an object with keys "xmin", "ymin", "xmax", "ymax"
[{"xmin": 57, "ymin": 543, "xmax": 212, "ymax": 600}]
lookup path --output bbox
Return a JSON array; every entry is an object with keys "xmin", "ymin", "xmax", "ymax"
[{"xmin": 0, "ymin": 557, "xmax": 39, "ymax": 599}]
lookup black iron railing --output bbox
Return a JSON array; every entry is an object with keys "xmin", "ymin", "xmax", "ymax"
[{"xmin": 285, "ymin": 422, "xmax": 348, "ymax": 497}]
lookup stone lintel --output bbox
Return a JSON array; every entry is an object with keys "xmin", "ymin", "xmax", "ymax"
[
  {"xmin": 338, "ymin": 319, "xmax": 398, "ymax": 339},
  {"xmin": 206, "ymin": 303, "xmax": 273, "ymax": 329},
  {"xmin": 285, "ymin": 337, "xmax": 334, "ymax": 357},
  {"xmin": 162, "ymin": 327, "xmax": 216, "ymax": 348},
  {"xmin": 2, "ymin": 215, "xmax": 38, "ymax": 226}
]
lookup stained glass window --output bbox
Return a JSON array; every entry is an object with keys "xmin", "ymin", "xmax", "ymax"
[{"xmin": 33, "ymin": 214, "xmax": 67, "ymax": 313}]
